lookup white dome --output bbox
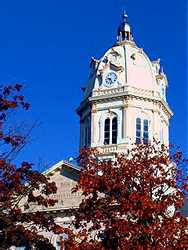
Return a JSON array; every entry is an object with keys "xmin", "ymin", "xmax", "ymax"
[{"xmin": 90, "ymin": 42, "xmax": 158, "ymax": 93}]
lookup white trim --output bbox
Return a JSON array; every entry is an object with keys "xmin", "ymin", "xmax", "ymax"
[{"xmin": 43, "ymin": 160, "xmax": 80, "ymax": 176}]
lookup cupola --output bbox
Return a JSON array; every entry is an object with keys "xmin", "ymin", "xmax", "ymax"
[{"xmin": 117, "ymin": 11, "xmax": 133, "ymax": 42}]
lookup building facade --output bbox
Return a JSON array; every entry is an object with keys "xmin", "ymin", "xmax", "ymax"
[{"xmin": 77, "ymin": 13, "xmax": 172, "ymax": 158}]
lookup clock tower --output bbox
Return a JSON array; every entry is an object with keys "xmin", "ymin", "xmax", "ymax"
[{"xmin": 77, "ymin": 12, "xmax": 173, "ymax": 157}]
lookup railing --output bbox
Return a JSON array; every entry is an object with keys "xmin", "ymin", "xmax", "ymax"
[{"xmin": 99, "ymin": 145, "xmax": 118, "ymax": 154}]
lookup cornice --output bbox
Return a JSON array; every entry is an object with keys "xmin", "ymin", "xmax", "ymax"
[
  {"xmin": 78, "ymin": 85, "xmax": 173, "ymax": 119},
  {"xmin": 92, "ymin": 85, "xmax": 155, "ymax": 98},
  {"xmin": 89, "ymin": 93, "xmax": 173, "ymax": 119},
  {"xmin": 43, "ymin": 160, "xmax": 80, "ymax": 176}
]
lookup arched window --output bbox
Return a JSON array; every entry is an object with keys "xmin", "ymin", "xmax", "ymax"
[
  {"xmin": 136, "ymin": 118, "xmax": 141, "ymax": 144},
  {"xmin": 143, "ymin": 119, "xmax": 149, "ymax": 144},
  {"xmin": 104, "ymin": 118, "xmax": 110, "ymax": 145},
  {"xmin": 112, "ymin": 117, "xmax": 117, "ymax": 144},
  {"xmin": 103, "ymin": 116, "xmax": 118, "ymax": 145}
]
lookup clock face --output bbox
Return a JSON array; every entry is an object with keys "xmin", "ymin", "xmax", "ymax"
[{"xmin": 104, "ymin": 72, "xmax": 117, "ymax": 87}]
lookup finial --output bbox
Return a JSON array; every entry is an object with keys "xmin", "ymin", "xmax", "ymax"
[{"xmin": 122, "ymin": 10, "xmax": 128, "ymax": 23}]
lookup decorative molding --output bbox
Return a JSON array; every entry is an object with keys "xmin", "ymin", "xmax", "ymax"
[
  {"xmin": 92, "ymin": 85, "xmax": 156, "ymax": 98},
  {"xmin": 91, "ymin": 103, "xmax": 97, "ymax": 113},
  {"xmin": 116, "ymin": 40, "xmax": 136, "ymax": 48},
  {"xmin": 138, "ymin": 48, "xmax": 144, "ymax": 54},
  {"xmin": 110, "ymin": 62, "xmax": 124, "ymax": 72},
  {"xmin": 110, "ymin": 48, "xmax": 122, "ymax": 57},
  {"xmin": 123, "ymin": 104, "xmax": 129, "ymax": 108},
  {"xmin": 89, "ymin": 88, "xmax": 172, "ymax": 118}
]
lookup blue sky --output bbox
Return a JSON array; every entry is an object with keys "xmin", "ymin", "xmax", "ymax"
[{"xmin": 0, "ymin": 0, "xmax": 186, "ymax": 170}]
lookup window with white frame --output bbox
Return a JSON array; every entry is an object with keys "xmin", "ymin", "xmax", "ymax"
[
  {"xmin": 104, "ymin": 118, "xmax": 110, "ymax": 145},
  {"xmin": 104, "ymin": 116, "xmax": 118, "ymax": 145},
  {"xmin": 112, "ymin": 117, "xmax": 118, "ymax": 144},
  {"xmin": 136, "ymin": 118, "xmax": 141, "ymax": 144},
  {"xmin": 143, "ymin": 119, "xmax": 149, "ymax": 144},
  {"xmin": 136, "ymin": 118, "xmax": 149, "ymax": 144}
]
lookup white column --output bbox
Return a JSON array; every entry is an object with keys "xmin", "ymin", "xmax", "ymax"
[
  {"xmin": 117, "ymin": 111, "xmax": 122, "ymax": 144},
  {"xmin": 152, "ymin": 108, "xmax": 158, "ymax": 142},
  {"xmin": 122, "ymin": 105, "xmax": 129, "ymax": 143},
  {"xmin": 91, "ymin": 109, "xmax": 97, "ymax": 146},
  {"xmin": 122, "ymin": 106, "xmax": 126, "ymax": 139}
]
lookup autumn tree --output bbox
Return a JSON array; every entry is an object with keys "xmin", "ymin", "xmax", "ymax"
[
  {"xmin": 0, "ymin": 84, "xmax": 58, "ymax": 249},
  {"xmin": 62, "ymin": 144, "xmax": 188, "ymax": 250}
]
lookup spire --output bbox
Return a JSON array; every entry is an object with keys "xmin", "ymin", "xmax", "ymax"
[
  {"xmin": 122, "ymin": 10, "xmax": 128, "ymax": 23},
  {"xmin": 117, "ymin": 11, "xmax": 133, "ymax": 43}
]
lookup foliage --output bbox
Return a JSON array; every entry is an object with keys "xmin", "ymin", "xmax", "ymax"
[
  {"xmin": 62, "ymin": 144, "xmax": 188, "ymax": 250},
  {"xmin": 0, "ymin": 85, "xmax": 57, "ymax": 249}
]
